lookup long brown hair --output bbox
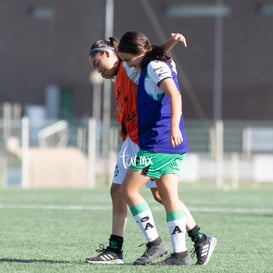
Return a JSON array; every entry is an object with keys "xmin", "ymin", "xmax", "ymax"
[{"xmin": 118, "ymin": 31, "xmax": 172, "ymax": 69}]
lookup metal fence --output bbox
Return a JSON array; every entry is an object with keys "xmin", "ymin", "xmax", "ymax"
[{"xmin": 1, "ymin": 116, "xmax": 273, "ymax": 188}]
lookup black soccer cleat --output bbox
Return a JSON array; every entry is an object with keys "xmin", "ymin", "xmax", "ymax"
[
  {"xmin": 192, "ymin": 236, "xmax": 217, "ymax": 265},
  {"xmin": 133, "ymin": 241, "xmax": 168, "ymax": 265},
  {"xmin": 86, "ymin": 244, "xmax": 124, "ymax": 264}
]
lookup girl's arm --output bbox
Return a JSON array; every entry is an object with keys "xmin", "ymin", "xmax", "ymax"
[
  {"xmin": 159, "ymin": 78, "xmax": 183, "ymax": 147},
  {"xmin": 161, "ymin": 33, "xmax": 187, "ymax": 53}
]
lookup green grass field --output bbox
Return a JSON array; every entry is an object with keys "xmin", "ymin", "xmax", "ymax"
[{"xmin": 0, "ymin": 182, "xmax": 273, "ymax": 273}]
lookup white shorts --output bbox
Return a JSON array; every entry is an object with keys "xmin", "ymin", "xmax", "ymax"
[{"xmin": 112, "ymin": 136, "xmax": 156, "ymax": 188}]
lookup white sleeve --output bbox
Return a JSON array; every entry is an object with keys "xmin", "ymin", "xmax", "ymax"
[{"xmin": 147, "ymin": 60, "xmax": 174, "ymax": 85}]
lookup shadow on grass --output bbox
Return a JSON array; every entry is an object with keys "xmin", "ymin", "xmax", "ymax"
[
  {"xmin": 0, "ymin": 258, "xmax": 136, "ymax": 266},
  {"xmin": 0, "ymin": 258, "xmax": 72, "ymax": 264}
]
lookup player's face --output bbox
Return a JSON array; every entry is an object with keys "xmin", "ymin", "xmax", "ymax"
[
  {"xmin": 118, "ymin": 52, "xmax": 145, "ymax": 70},
  {"xmin": 89, "ymin": 50, "xmax": 119, "ymax": 79}
]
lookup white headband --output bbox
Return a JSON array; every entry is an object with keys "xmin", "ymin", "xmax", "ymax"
[{"xmin": 89, "ymin": 47, "xmax": 115, "ymax": 54}]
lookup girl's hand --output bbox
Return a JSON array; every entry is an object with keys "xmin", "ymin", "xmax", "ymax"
[
  {"xmin": 171, "ymin": 33, "xmax": 187, "ymax": 48},
  {"xmin": 170, "ymin": 127, "xmax": 183, "ymax": 147}
]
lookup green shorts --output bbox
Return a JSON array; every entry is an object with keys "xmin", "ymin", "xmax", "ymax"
[{"xmin": 130, "ymin": 150, "xmax": 187, "ymax": 179}]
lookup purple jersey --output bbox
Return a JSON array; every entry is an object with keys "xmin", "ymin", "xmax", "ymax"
[{"xmin": 136, "ymin": 61, "xmax": 189, "ymax": 154}]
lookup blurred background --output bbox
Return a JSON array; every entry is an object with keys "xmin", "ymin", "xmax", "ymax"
[{"xmin": 1, "ymin": 0, "xmax": 273, "ymax": 188}]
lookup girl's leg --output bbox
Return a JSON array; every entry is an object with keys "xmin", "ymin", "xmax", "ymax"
[
  {"xmin": 155, "ymin": 173, "xmax": 181, "ymax": 212},
  {"xmin": 110, "ymin": 183, "xmax": 127, "ymax": 237},
  {"xmin": 120, "ymin": 169, "xmax": 168, "ymax": 264},
  {"xmin": 153, "ymin": 174, "xmax": 190, "ymax": 265},
  {"xmin": 120, "ymin": 168, "xmax": 158, "ymax": 242},
  {"xmin": 155, "ymin": 174, "xmax": 217, "ymax": 266},
  {"xmin": 85, "ymin": 183, "xmax": 126, "ymax": 265}
]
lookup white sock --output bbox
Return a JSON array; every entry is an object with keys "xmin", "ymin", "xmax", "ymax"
[
  {"xmin": 130, "ymin": 201, "xmax": 159, "ymax": 242},
  {"xmin": 167, "ymin": 210, "xmax": 187, "ymax": 252}
]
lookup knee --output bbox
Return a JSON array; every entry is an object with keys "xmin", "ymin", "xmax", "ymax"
[{"xmin": 110, "ymin": 184, "xmax": 121, "ymax": 200}]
